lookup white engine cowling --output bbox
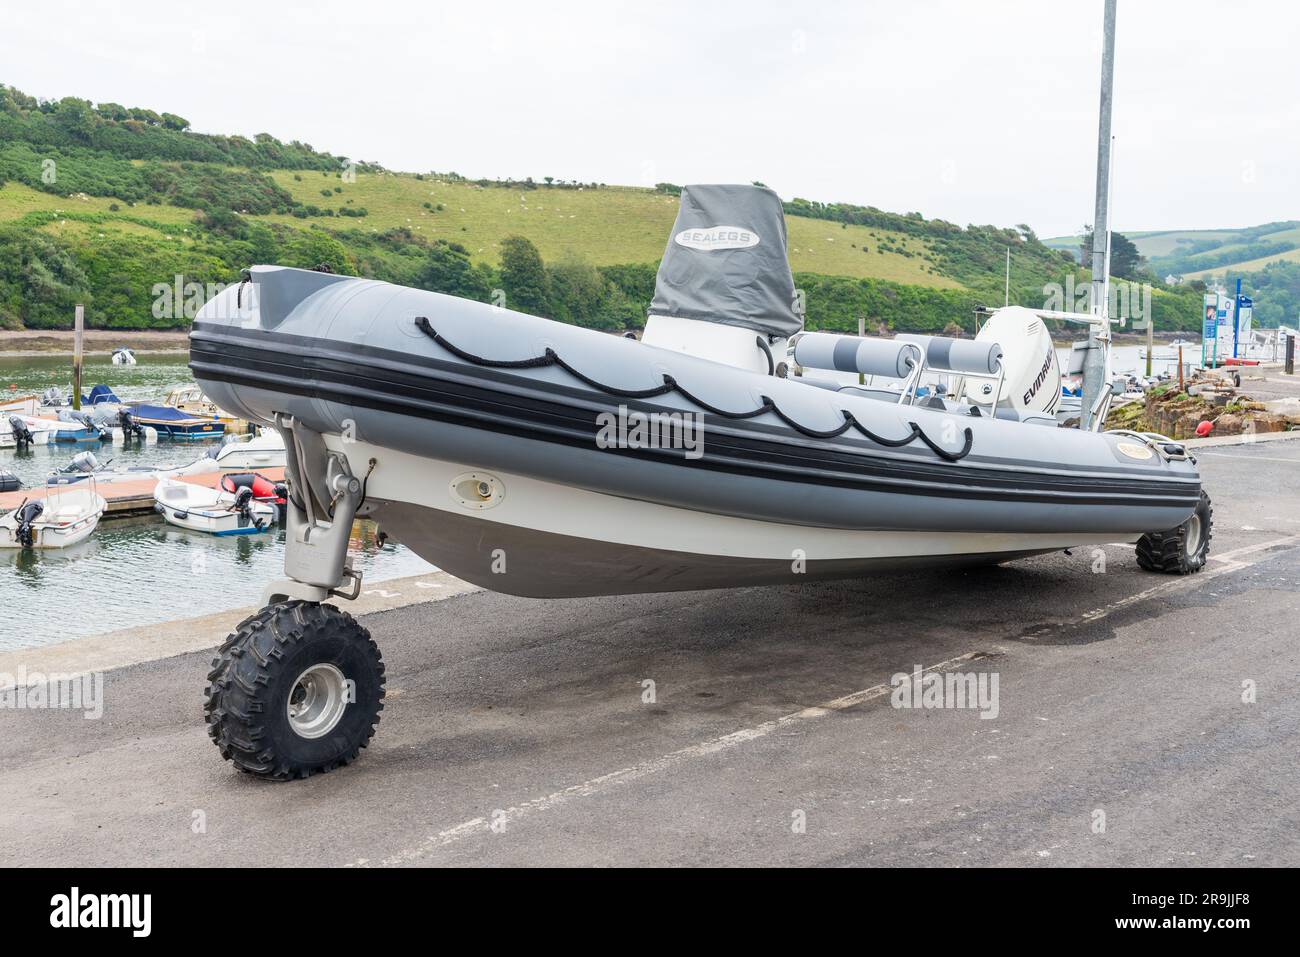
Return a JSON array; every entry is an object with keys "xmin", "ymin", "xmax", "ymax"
[{"xmin": 962, "ymin": 306, "xmax": 1060, "ymax": 415}]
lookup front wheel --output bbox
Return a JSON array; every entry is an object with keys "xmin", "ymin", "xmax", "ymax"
[
  {"xmin": 205, "ymin": 601, "xmax": 385, "ymax": 780},
  {"xmin": 1135, "ymin": 490, "xmax": 1213, "ymax": 575}
]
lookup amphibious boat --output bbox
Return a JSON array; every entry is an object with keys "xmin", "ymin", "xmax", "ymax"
[{"xmin": 190, "ymin": 184, "xmax": 1210, "ymax": 780}]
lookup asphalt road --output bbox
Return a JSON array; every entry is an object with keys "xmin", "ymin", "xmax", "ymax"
[{"xmin": 3, "ymin": 439, "xmax": 1299, "ymax": 867}]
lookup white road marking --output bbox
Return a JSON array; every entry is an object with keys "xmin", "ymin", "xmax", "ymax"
[
  {"xmin": 1021, "ymin": 535, "xmax": 1300, "ymax": 639},
  {"xmin": 360, "ymin": 651, "xmax": 987, "ymax": 867},
  {"xmin": 1195, "ymin": 451, "xmax": 1300, "ymax": 464}
]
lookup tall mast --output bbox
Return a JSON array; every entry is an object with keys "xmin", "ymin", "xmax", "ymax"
[{"xmin": 1079, "ymin": 0, "xmax": 1117, "ymax": 429}]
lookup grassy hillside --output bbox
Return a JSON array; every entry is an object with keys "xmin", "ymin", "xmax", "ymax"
[
  {"xmin": 1183, "ymin": 235, "xmax": 1300, "ymax": 280},
  {"xmin": 259, "ymin": 170, "xmax": 963, "ymax": 288},
  {"xmin": 1, "ymin": 81, "xmax": 1209, "ymax": 335},
  {"xmin": 1047, "ymin": 222, "xmax": 1300, "ymax": 278}
]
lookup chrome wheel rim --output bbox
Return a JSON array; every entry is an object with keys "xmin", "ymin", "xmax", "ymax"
[
  {"xmin": 286, "ymin": 663, "xmax": 348, "ymax": 739},
  {"xmin": 1184, "ymin": 514, "xmax": 1203, "ymax": 556}
]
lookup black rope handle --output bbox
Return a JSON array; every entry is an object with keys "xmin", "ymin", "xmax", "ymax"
[{"xmin": 414, "ymin": 316, "xmax": 973, "ymax": 462}]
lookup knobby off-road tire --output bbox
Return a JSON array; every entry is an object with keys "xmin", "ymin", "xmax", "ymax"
[
  {"xmin": 1135, "ymin": 490, "xmax": 1213, "ymax": 575},
  {"xmin": 205, "ymin": 600, "xmax": 385, "ymax": 780}
]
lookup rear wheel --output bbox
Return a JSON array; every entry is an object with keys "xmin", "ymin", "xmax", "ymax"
[
  {"xmin": 1135, "ymin": 491, "xmax": 1213, "ymax": 575},
  {"xmin": 205, "ymin": 601, "xmax": 385, "ymax": 780}
]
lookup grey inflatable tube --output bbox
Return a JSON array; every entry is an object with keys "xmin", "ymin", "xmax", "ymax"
[
  {"xmin": 794, "ymin": 333, "xmax": 918, "ymax": 379},
  {"xmin": 898, "ymin": 335, "xmax": 1003, "ymax": 375}
]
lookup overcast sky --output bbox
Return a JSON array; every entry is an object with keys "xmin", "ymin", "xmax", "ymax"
[{"xmin": 5, "ymin": 0, "xmax": 1297, "ymax": 237}]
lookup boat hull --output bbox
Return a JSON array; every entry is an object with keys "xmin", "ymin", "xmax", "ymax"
[
  {"xmin": 135, "ymin": 419, "xmax": 226, "ymax": 439},
  {"xmin": 351, "ymin": 444, "xmax": 1125, "ymax": 597},
  {"xmin": 155, "ymin": 503, "xmax": 274, "ymax": 535}
]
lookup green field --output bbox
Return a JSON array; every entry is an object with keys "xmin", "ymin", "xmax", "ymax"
[
  {"xmin": 0, "ymin": 180, "xmax": 194, "ymax": 228},
  {"xmin": 261, "ymin": 171, "xmax": 964, "ymax": 288}
]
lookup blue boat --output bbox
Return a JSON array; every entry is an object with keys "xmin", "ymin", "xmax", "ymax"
[
  {"xmin": 81, "ymin": 384, "xmax": 123, "ymax": 406},
  {"xmin": 128, "ymin": 404, "xmax": 226, "ymax": 439},
  {"xmin": 44, "ymin": 415, "xmax": 108, "ymax": 443}
]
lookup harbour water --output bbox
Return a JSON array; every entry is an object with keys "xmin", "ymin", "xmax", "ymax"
[{"xmin": 0, "ymin": 353, "xmax": 434, "ymax": 650}]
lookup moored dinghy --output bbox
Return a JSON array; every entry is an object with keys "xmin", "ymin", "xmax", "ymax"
[
  {"xmin": 189, "ymin": 184, "xmax": 1211, "ymax": 779},
  {"xmin": 0, "ymin": 485, "xmax": 106, "ymax": 549},
  {"xmin": 47, "ymin": 449, "xmax": 218, "ymax": 486},
  {"xmin": 153, "ymin": 477, "xmax": 276, "ymax": 535}
]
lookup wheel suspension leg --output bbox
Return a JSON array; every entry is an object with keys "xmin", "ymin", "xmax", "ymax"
[{"xmin": 263, "ymin": 413, "xmax": 364, "ymax": 605}]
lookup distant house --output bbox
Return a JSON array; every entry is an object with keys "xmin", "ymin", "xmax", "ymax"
[{"xmin": 1164, "ymin": 274, "xmax": 1182, "ymax": 286}]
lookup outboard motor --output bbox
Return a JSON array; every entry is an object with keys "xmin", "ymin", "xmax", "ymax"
[
  {"xmin": 117, "ymin": 408, "xmax": 147, "ymax": 441},
  {"xmin": 66, "ymin": 450, "xmax": 100, "ymax": 473},
  {"xmin": 41, "ymin": 386, "xmax": 65, "ymax": 408},
  {"xmin": 8, "ymin": 415, "xmax": 35, "ymax": 449},
  {"xmin": 960, "ymin": 306, "xmax": 1061, "ymax": 416},
  {"xmin": 68, "ymin": 410, "xmax": 111, "ymax": 441},
  {"xmin": 232, "ymin": 486, "xmax": 264, "ymax": 529},
  {"xmin": 15, "ymin": 500, "xmax": 44, "ymax": 548}
]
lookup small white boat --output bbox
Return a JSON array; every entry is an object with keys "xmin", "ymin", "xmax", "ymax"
[
  {"xmin": 153, "ymin": 477, "xmax": 277, "ymax": 536},
  {"xmin": 47, "ymin": 450, "xmax": 219, "ymax": 486},
  {"xmin": 111, "ymin": 347, "xmax": 137, "ymax": 365},
  {"xmin": 4, "ymin": 415, "xmax": 54, "ymax": 447},
  {"xmin": 210, "ymin": 429, "xmax": 286, "ymax": 470},
  {"xmin": 0, "ymin": 485, "xmax": 106, "ymax": 549}
]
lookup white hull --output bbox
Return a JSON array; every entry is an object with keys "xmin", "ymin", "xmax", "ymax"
[
  {"xmin": 339, "ymin": 438, "xmax": 1134, "ymax": 597},
  {"xmin": 49, "ymin": 456, "xmax": 218, "ymax": 487},
  {"xmin": 214, "ymin": 432, "xmax": 286, "ymax": 470}
]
